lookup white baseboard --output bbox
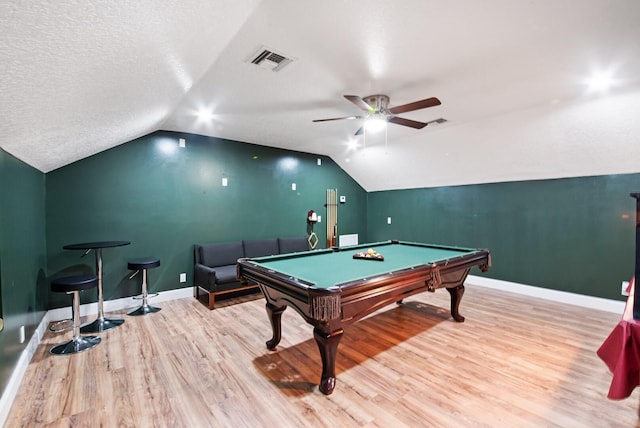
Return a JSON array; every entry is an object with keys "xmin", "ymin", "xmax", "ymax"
[
  {"xmin": 0, "ymin": 286, "xmax": 193, "ymax": 427},
  {"xmin": 468, "ymin": 275, "xmax": 625, "ymax": 314}
]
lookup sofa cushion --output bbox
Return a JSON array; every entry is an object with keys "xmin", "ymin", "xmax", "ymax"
[
  {"xmin": 278, "ymin": 236, "xmax": 309, "ymax": 254},
  {"xmin": 199, "ymin": 241, "xmax": 245, "ymax": 268},
  {"xmin": 243, "ymin": 239, "xmax": 279, "ymax": 258}
]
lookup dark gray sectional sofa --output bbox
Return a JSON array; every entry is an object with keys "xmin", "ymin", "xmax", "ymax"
[{"xmin": 194, "ymin": 236, "xmax": 309, "ymax": 309}]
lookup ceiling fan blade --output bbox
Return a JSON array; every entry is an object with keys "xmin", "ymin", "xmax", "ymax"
[
  {"xmin": 388, "ymin": 116, "xmax": 428, "ymax": 129},
  {"xmin": 388, "ymin": 97, "xmax": 441, "ymax": 115},
  {"xmin": 312, "ymin": 116, "xmax": 362, "ymax": 123},
  {"xmin": 344, "ymin": 95, "xmax": 374, "ymax": 112}
]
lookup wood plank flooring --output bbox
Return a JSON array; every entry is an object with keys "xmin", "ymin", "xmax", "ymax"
[{"xmin": 5, "ymin": 286, "xmax": 639, "ymax": 427}]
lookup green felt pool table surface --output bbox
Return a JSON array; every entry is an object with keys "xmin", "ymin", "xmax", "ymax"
[{"xmin": 250, "ymin": 241, "xmax": 479, "ymax": 289}]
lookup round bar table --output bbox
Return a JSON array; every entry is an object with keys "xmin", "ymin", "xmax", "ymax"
[{"xmin": 63, "ymin": 240, "xmax": 130, "ymax": 333}]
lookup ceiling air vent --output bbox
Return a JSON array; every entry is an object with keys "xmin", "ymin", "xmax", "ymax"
[{"xmin": 246, "ymin": 46, "xmax": 294, "ymax": 72}]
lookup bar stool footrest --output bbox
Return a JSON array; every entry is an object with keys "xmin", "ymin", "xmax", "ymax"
[
  {"xmin": 49, "ymin": 319, "xmax": 73, "ymax": 333},
  {"xmin": 132, "ymin": 292, "xmax": 159, "ymax": 300}
]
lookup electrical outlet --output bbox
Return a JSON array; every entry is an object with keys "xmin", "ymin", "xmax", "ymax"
[
  {"xmin": 622, "ymin": 281, "xmax": 630, "ymax": 296},
  {"xmin": 180, "ymin": 273, "xmax": 187, "ymax": 283}
]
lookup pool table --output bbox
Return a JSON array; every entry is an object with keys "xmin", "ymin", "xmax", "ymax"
[{"xmin": 237, "ymin": 240, "xmax": 491, "ymax": 395}]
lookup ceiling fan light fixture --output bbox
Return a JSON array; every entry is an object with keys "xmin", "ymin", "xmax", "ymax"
[{"xmin": 364, "ymin": 115, "xmax": 387, "ymax": 133}]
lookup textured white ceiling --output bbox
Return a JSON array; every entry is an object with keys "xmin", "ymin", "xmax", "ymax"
[
  {"xmin": 0, "ymin": 0, "xmax": 261, "ymax": 171},
  {"xmin": 2, "ymin": 0, "xmax": 640, "ymax": 191}
]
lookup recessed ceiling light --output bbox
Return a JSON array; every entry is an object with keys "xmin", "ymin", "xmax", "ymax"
[
  {"xmin": 196, "ymin": 107, "xmax": 214, "ymax": 122},
  {"xmin": 585, "ymin": 70, "xmax": 615, "ymax": 93},
  {"xmin": 346, "ymin": 139, "xmax": 360, "ymax": 151}
]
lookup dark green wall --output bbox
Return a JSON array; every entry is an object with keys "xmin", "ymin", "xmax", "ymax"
[
  {"xmin": 45, "ymin": 131, "xmax": 368, "ymax": 308},
  {"xmin": 0, "ymin": 148, "xmax": 46, "ymax": 397},
  {"xmin": 367, "ymin": 174, "xmax": 640, "ymax": 300}
]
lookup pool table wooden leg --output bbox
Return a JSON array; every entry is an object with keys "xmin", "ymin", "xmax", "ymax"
[
  {"xmin": 313, "ymin": 327, "xmax": 343, "ymax": 395},
  {"xmin": 446, "ymin": 284, "xmax": 465, "ymax": 322},
  {"xmin": 265, "ymin": 303, "xmax": 287, "ymax": 350}
]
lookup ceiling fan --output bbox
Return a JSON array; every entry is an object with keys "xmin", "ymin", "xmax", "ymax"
[{"xmin": 313, "ymin": 94, "xmax": 441, "ymax": 135}]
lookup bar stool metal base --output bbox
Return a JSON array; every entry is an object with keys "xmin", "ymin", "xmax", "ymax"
[
  {"xmin": 128, "ymin": 304, "xmax": 161, "ymax": 316},
  {"xmin": 80, "ymin": 316, "xmax": 124, "ymax": 333},
  {"xmin": 51, "ymin": 335, "xmax": 101, "ymax": 355}
]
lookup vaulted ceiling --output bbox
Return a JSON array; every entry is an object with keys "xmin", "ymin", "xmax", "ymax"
[{"xmin": 2, "ymin": 0, "xmax": 640, "ymax": 191}]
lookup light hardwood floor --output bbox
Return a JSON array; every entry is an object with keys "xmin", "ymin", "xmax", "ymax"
[{"xmin": 5, "ymin": 285, "xmax": 639, "ymax": 427}]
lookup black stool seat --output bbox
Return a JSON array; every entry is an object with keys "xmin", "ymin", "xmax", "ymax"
[
  {"xmin": 51, "ymin": 274, "xmax": 98, "ymax": 293},
  {"xmin": 128, "ymin": 258, "xmax": 160, "ymax": 270}
]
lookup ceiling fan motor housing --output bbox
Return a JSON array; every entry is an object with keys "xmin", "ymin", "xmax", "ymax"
[{"xmin": 363, "ymin": 95, "xmax": 390, "ymax": 113}]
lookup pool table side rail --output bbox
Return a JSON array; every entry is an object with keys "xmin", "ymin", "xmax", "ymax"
[
  {"xmin": 386, "ymin": 240, "xmax": 481, "ymax": 253},
  {"xmin": 335, "ymin": 239, "xmax": 483, "ymax": 254}
]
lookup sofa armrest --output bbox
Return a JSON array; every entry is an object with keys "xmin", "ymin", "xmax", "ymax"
[{"xmin": 194, "ymin": 263, "xmax": 217, "ymax": 289}]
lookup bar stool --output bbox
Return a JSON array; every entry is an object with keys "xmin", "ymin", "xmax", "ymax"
[
  {"xmin": 50, "ymin": 274, "xmax": 101, "ymax": 355},
  {"xmin": 128, "ymin": 258, "xmax": 161, "ymax": 316}
]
